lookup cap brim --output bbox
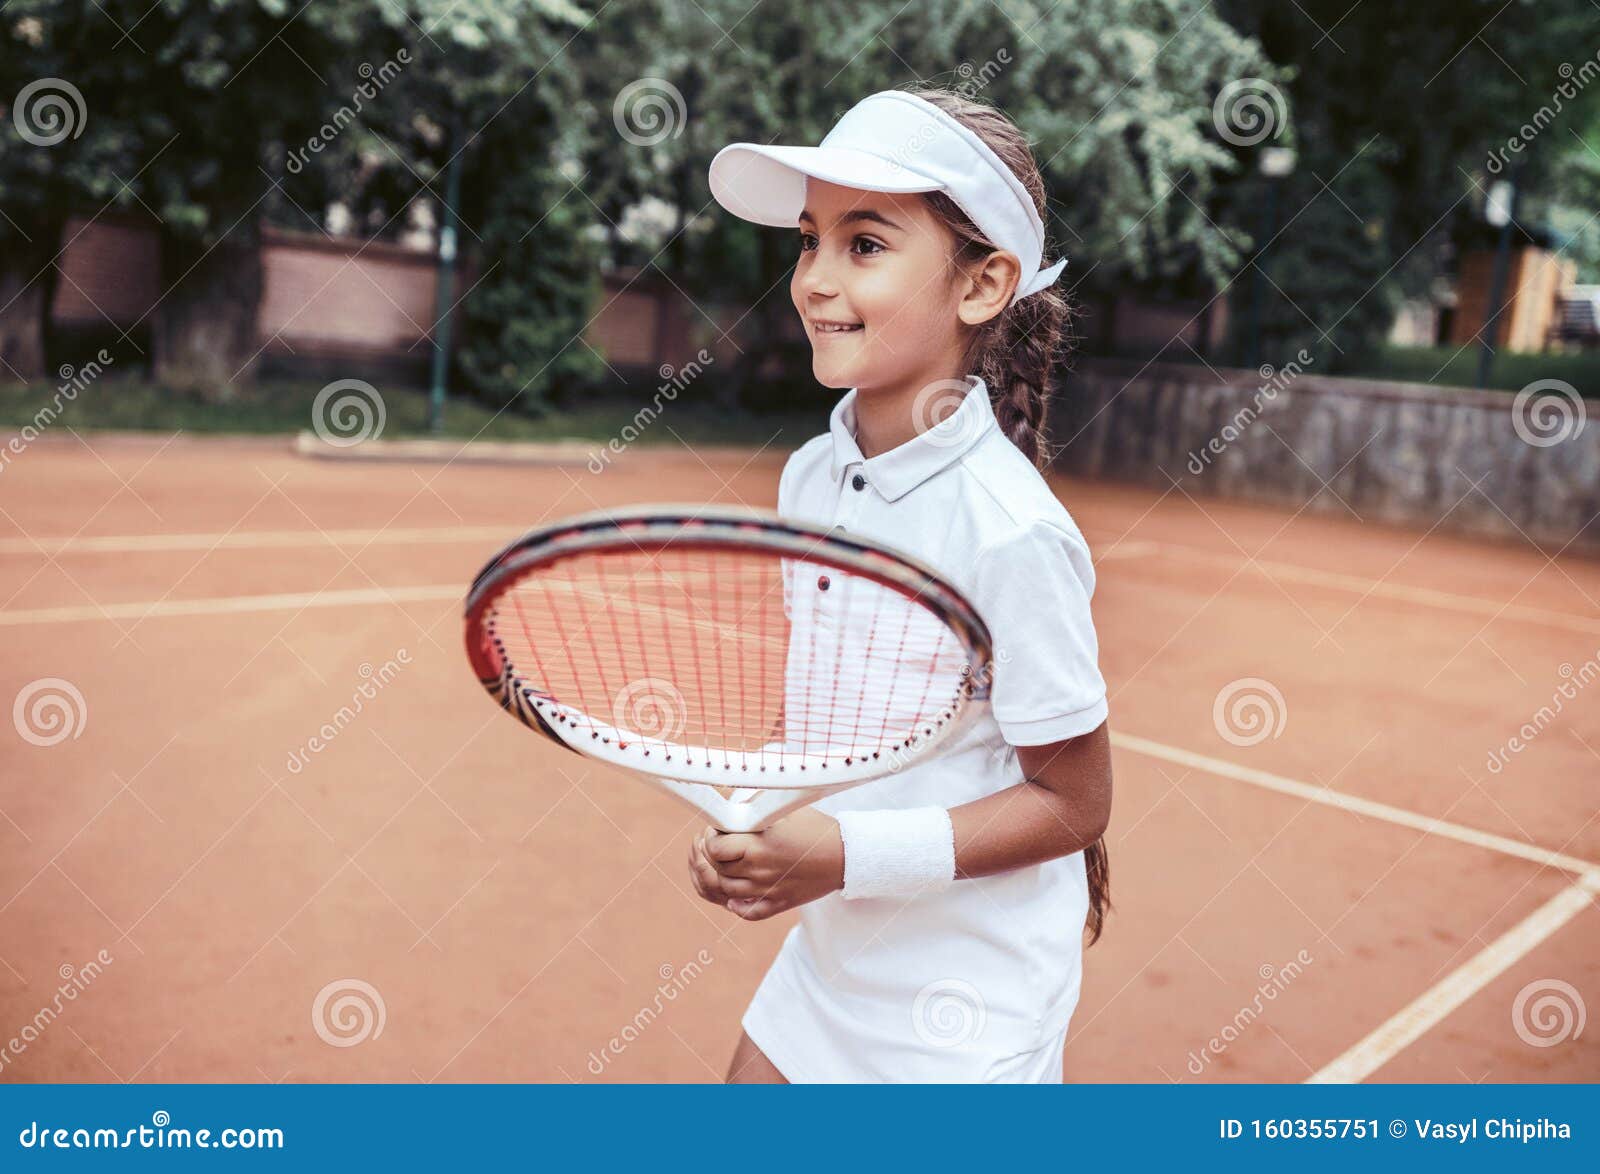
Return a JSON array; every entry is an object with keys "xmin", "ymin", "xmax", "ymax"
[{"xmin": 709, "ymin": 143, "xmax": 944, "ymax": 227}]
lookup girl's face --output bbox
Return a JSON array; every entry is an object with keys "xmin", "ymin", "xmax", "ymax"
[{"xmin": 791, "ymin": 179, "xmax": 971, "ymax": 394}]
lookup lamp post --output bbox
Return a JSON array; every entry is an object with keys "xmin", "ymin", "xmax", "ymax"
[
  {"xmin": 1246, "ymin": 146, "xmax": 1296, "ymax": 370},
  {"xmin": 1476, "ymin": 175, "xmax": 1518, "ymax": 390},
  {"xmin": 428, "ymin": 114, "xmax": 465, "ymax": 435}
]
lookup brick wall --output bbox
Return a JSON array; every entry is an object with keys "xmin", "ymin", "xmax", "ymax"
[
  {"xmin": 51, "ymin": 216, "xmax": 161, "ymax": 325},
  {"xmin": 50, "ymin": 217, "xmax": 1570, "ymax": 386},
  {"xmin": 256, "ymin": 226, "xmax": 446, "ymax": 353},
  {"xmin": 48, "ymin": 215, "xmax": 725, "ymax": 384}
]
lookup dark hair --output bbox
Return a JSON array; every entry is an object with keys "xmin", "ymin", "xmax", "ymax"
[
  {"xmin": 905, "ymin": 84, "xmax": 1110, "ymax": 946},
  {"xmin": 899, "ymin": 84, "xmax": 1075, "ymax": 471}
]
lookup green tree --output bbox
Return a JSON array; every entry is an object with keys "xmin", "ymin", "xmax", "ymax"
[
  {"xmin": 0, "ymin": 2, "xmax": 145, "ymax": 380},
  {"xmin": 2, "ymin": 1, "xmax": 383, "ymax": 394},
  {"xmin": 1530, "ymin": 102, "xmax": 1600, "ymax": 284},
  {"xmin": 1214, "ymin": 0, "xmax": 1600, "ymax": 366},
  {"xmin": 298, "ymin": 0, "xmax": 605, "ymax": 414},
  {"xmin": 2, "ymin": 0, "xmax": 596, "ymax": 408},
  {"xmin": 559, "ymin": 0, "xmax": 1279, "ymax": 405}
]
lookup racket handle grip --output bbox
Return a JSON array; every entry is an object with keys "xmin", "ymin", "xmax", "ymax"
[{"xmin": 651, "ymin": 777, "xmax": 828, "ymax": 832}]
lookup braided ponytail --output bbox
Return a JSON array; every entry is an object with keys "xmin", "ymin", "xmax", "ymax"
[
  {"xmin": 901, "ymin": 85, "xmax": 1071, "ymax": 472},
  {"xmin": 975, "ymin": 282, "xmax": 1069, "ymax": 470},
  {"xmin": 904, "ymin": 84, "xmax": 1109, "ymax": 945}
]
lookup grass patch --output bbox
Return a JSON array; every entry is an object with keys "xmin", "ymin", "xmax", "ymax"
[
  {"xmin": 0, "ymin": 377, "xmax": 831, "ymax": 447},
  {"xmin": 1094, "ymin": 344, "xmax": 1598, "ymax": 397},
  {"xmin": 1339, "ymin": 346, "xmax": 1600, "ymax": 397}
]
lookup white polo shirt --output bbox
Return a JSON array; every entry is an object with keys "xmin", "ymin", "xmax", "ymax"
[{"xmin": 741, "ymin": 374, "xmax": 1110, "ymax": 1082}]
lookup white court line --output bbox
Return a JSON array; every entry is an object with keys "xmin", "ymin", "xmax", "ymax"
[
  {"xmin": 1113, "ymin": 731, "xmax": 1599, "ymax": 1084},
  {"xmin": 0, "ymin": 584, "xmax": 462, "ymax": 625},
  {"xmin": 0, "ymin": 525, "xmax": 519, "ymax": 555},
  {"xmin": 4, "ymin": 564, "xmax": 1591, "ymax": 879},
  {"xmin": 1111, "ymin": 732, "xmax": 1598, "ymax": 876},
  {"xmin": 6, "ymin": 527, "xmax": 1594, "ymax": 633},
  {"xmin": 4, "ymin": 527, "xmax": 1150, "ymax": 559},
  {"xmin": 1122, "ymin": 540, "xmax": 1600, "ymax": 635},
  {"xmin": 4, "ymin": 561, "xmax": 1591, "ymax": 1077},
  {"xmin": 1306, "ymin": 871, "xmax": 1600, "ymax": 1083}
]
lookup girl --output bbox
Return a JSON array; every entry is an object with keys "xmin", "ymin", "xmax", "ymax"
[{"xmin": 691, "ymin": 85, "xmax": 1114, "ymax": 1084}]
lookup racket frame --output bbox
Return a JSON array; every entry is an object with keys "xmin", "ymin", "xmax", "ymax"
[{"xmin": 464, "ymin": 505, "xmax": 993, "ymax": 831}]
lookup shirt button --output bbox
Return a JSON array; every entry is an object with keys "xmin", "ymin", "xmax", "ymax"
[{"xmin": 851, "ymin": 473, "xmax": 867, "ymax": 491}]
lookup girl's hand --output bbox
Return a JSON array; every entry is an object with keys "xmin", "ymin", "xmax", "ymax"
[
  {"xmin": 687, "ymin": 831, "xmax": 730, "ymax": 907},
  {"xmin": 700, "ymin": 808, "xmax": 844, "ymax": 921}
]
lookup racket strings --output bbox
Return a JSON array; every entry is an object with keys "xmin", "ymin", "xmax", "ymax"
[{"xmin": 485, "ymin": 544, "xmax": 970, "ymax": 770}]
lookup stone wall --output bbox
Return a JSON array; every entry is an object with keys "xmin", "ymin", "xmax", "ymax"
[{"xmin": 1053, "ymin": 359, "xmax": 1598, "ymax": 555}]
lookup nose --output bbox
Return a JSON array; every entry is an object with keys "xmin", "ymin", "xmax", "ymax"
[{"xmin": 795, "ymin": 238, "xmax": 842, "ymax": 301}]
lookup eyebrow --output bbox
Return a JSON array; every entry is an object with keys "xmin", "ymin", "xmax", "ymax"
[{"xmin": 797, "ymin": 208, "xmax": 905, "ymax": 233}]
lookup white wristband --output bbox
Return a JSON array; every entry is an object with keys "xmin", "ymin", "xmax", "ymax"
[{"xmin": 836, "ymin": 807, "xmax": 956, "ymax": 900}]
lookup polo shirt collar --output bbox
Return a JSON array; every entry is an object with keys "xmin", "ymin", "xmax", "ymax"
[{"xmin": 827, "ymin": 374, "xmax": 996, "ymax": 501}]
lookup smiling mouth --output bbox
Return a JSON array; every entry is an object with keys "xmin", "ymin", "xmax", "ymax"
[{"xmin": 811, "ymin": 321, "xmax": 864, "ymax": 335}]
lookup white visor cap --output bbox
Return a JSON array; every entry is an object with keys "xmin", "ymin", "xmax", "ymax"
[{"xmin": 708, "ymin": 90, "xmax": 1068, "ymax": 304}]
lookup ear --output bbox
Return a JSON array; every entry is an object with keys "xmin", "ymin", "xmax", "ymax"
[{"xmin": 957, "ymin": 249, "xmax": 1022, "ymax": 328}]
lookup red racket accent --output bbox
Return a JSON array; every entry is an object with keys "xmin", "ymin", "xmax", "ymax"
[{"xmin": 464, "ymin": 508, "xmax": 992, "ymax": 784}]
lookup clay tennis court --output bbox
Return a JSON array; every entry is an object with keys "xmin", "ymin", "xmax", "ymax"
[{"xmin": 1, "ymin": 431, "xmax": 1596, "ymax": 1083}]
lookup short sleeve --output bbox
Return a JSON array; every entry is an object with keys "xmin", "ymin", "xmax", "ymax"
[{"xmin": 969, "ymin": 520, "xmax": 1109, "ymax": 745}]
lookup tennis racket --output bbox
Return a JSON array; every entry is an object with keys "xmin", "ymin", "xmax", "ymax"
[{"xmin": 464, "ymin": 505, "xmax": 992, "ymax": 832}]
